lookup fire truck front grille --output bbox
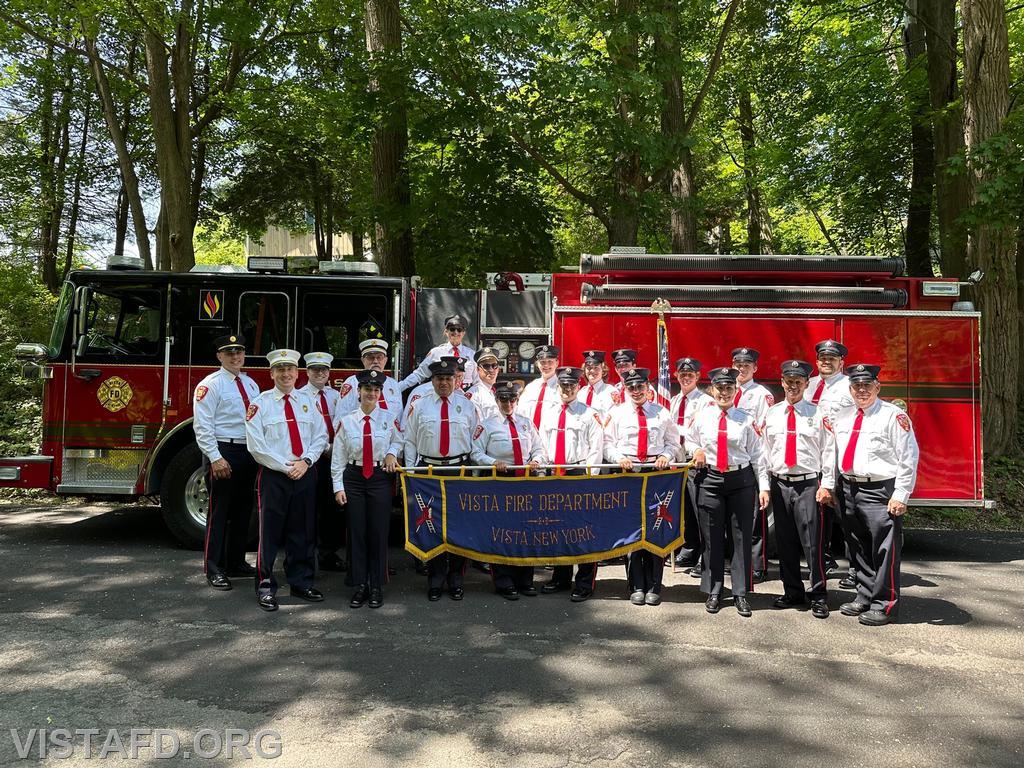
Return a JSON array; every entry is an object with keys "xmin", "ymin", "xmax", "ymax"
[
  {"xmin": 580, "ymin": 253, "xmax": 906, "ymax": 277},
  {"xmin": 58, "ymin": 449, "xmax": 145, "ymax": 495},
  {"xmin": 580, "ymin": 283, "xmax": 909, "ymax": 308}
]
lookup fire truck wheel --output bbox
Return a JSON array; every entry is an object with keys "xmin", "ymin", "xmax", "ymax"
[{"xmin": 160, "ymin": 443, "xmax": 207, "ymax": 550}]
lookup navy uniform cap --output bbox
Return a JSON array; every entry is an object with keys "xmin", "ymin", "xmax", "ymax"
[
  {"xmin": 214, "ymin": 332, "xmax": 246, "ymax": 352},
  {"xmin": 845, "ymin": 363, "xmax": 881, "ymax": 382},
  {"xmin": 815, "ymin": 339, "xmax": 849, "ymax": 358},
  {"xmin": 495, "ymin": 382, "xmax": 522, "ymax": 400},
  {"xmin": 582, "ymin": 350, "xmax": 606, "ymax": 365},
  {"xmin": 611, "ymin": 348, "xmax": 637, "ymax": 364},
  {"xmin": 429, "ymin": 359, "xmax": 456, "ymax": 377},
  {"xmin": 555, "ymin": 366, "xmax": 583, "ymax": 385},
  {"xmin": 708, "ymin": 366, "xmax": 740, "ymax": 385},
  {"xmin": 535, "ymin": 344, "xmax": 560, "ymax": 360},
  {"xmin": 622, "ymin": 367, "xmax": 651, "ymax": 386},
  {"xmin": 731, "ymin": 347, "xmax": 759, "ymax": 363},
  {"xmin": 781, "ymin": 359, "xmax": 813, "ymax": 378},
  {"xmin": 675, "ymin": 357, "xmax": 701, "ymax": 373},
  {"xmin": 474, "ymin": 346, "xmax": 499, "ymax": 363},
  {"xmin": 356, "ymin": 369, "xmax": 384, "ymax": 387},
  {"xmin": 444, "ymin": 314, "xmax": 466, "ymax": 329}
]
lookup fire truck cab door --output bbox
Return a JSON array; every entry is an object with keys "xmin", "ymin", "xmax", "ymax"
[{"xmin": 59, "ymin": 279, "xmax": 167, "ymax": 495}]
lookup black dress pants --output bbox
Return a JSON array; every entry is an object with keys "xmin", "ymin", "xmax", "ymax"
[
  {"xmin": 204, "ymin": 442, "xmax": 256, "ymax": 575},
  {"xmin": 840, "ymin": 477, "xmax": 902, "ymax": 614},
  {"xmin": 315, "ymin": 453, "xmax": 346, "ymax": 558},
  {"xmin": 255, "ymin": 468, "xmax": 317, "ymax": 597},
  {"xmin": 697, "ymin": 466, "xmax": 756, "ymax": 598},
  {"xmin": 771, "ymin": 475, "xmax": 827, "ymax": 601},
  {"xmin": 345, "ymin": 464, "xmax": 392, "ymax": 589}
]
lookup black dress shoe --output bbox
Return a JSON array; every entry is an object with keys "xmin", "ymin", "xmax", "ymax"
[
  {"xmin": 207, "ymin": 573, "xmax": 232, "ymax": 591},
  {"xmin": 318, "ymin": 552, "xmax": 348, "ymax": 572},
  {"xmin": 674, "ymin": 552, "xmax": 698, "ymax": 568},
  {"xmin": 449, "ymin": 586, "xmax": 464, "ymax": 601},
  {"xmin": 471, "ymin": 562, "xmax": 492, "ymax": 575},
  {"xmin": 519, "ymin": 585, "xmax": 538, "ymax": 597},
  {"xmin": 227, "ymin": 563, "xmax": 256, "ymax": 577},
  {"xmin": 496, "ymin": 586, "xmax": 520, "ymax": 601},
  {"xmin": 840, "ymin": 601, "xmax": 870, "ymax": 616},
  {"xmin": 752, "ymin": 571, "xmax": 766, "ymax": 584},
  {"xmin": 859, "ymin": 609, "xmax": 893, "ymax": 626},
  {"xmin": 570, "ymin": 587, "xmax": 593, "ymax": 602},
  {"xmin": 427, "ymin": 587, "xmax": 443, "ymax": 601},
  {"xmin": 541, "ymin": 581, "xmax": 570, "ymax": 594},
  {"xmin": 290, "ymin": 586, "xmax": 325, "ymax": 602},
  {"xmin": 705, "ymin": 595, "xmax": 721, "ymax": 614},
  {"xmin": 644, "ymin": 591, "xmax": 662, "ymax": 606},
  {"xmin": 735, "ymin": 596, "xmax": 752, "ymax": 617},
  {"xmin": 773, "ymin": 595, "xmax": 805, "ymax": 609},
  {"xmin": 257, "ymin": 594, "xmax": 278, "ymax": 612},
  {"xmin": 350, "ymin": 586, "xmax": 369, "ymax": 608},
  {"xmin": 629, "ymin": 589, "xmax": 646, "ymax": 606},
  {"xmin": 811, "ymin": 600, "xmax": 830, "ymax": 619},
  {"xmin": 368, "ymin": 589, "xmax": 383, "ymax": 609},
  {"xmin": 839, "ymin": 575, "xmax": 857, "ymax": 589}
]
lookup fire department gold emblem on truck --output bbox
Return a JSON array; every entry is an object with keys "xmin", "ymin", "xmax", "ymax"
[{"xmin": 97, "ymin": 376, "xmax": 134, "ymax": 413}]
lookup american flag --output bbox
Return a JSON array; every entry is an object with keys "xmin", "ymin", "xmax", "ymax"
[{"xmin": 655, "ymin": 316, "xmax": 672, "ymax": 408}]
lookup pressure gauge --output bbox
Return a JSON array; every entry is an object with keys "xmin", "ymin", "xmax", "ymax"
[
  {"xmin": 492, "ymin": 340, "xmax": 510, "ymax": 360},
  {"xmin": 518, "ymin": 341, "xmax": 537, "ymax": 360}
]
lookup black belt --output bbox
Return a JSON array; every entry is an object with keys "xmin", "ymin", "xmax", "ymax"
[
  {"xmin": 706, "ymin": 462, "xmax": 751, "ymax": 475},
  {"xmin": 421, "ymin": 454, "xmax": 469, "ymax": 466},
  {"xmin": 217, "ymin": 438, "xmax": 247, "ymax": 445}
]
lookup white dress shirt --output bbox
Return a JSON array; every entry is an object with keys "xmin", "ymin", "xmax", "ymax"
[
  {"xmin": 577, "ymin": 380, "xmax": 616, "ymax": 414},
  {"xmin": 515, "ymin": 375, "xmax": 561, "ymax": 427},
  {"xmin": 193, "ymin": 368, "xmax": 261, "ymax": 463},
  {"xmin": 828, "ymin": 399, "xmax": 920, "ymax": 504},
  {"xmin": 337, "ymin": 373, "xmax": 403, "ymax": 417},
  {"xmin": 401, "ymin": 380, "xmax": 471, "ymax": 428},
  {"xmin": 403, "ymin": 391, "xmax": 494, "ymax": 467},
  {"xmin": 299, "ymin": 381, "xmax": 341, "ymax": 457},
  {"xmin": 804, "ymin": 371, "xmax": 854, "ymax": 419},
  {"xmin": 329, "ymin": 407, "xmax": 403, "ymax": 493},
  {"xmin": 537, "ymin": 401, "xmax": 604, "ymax": 473},
  {"xmin": 245, "ymin": 387, "xmax": 328, "ymax": 474},
  {"xmin": 398, "ymin": 341, "xmax": 478, "ymax": 392},
  {"xmin": 481, "ymin": 413, "xmax": 548, "ymax": 465},
  {"xmin": 603, "ymin": 401, "xmax": 680, "ymax": 464},
  {"xmin": 465, "ymin": 380, "xmax": 501, "ymax": 423},
  {"xmin": 734, "ymin": 379, "xmax": 773, "ymax": 427},
  {"xmin": 761, "ymin": 398, "xmax": 836, "ymax": 487},
  {"xmin": 684, "ymin": 405, "xmax": 769, "ymax": 491}
]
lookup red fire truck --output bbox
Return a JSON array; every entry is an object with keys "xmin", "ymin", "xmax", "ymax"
[{"xmin": 0, "ymin": 250, "xmax": 986, "ymax": 548}]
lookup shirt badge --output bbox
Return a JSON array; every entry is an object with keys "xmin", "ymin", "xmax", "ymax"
[
  {"xmin": 341, "ymin": 383, "xmax": 353, "ymax": 397},
  {"xmin": 302, "ymin": 404, "xmax": 309, "ymax": 413},
  {"xmin": 194, "ymin": 385, "xmax": 208, "ymax": 402},
  {"xmin": 896, "ymin": 413, "xmax": 911, "ymax": 432},
  {"xmin": 473, "ymin": 425, "xmax": 483, "ymax": 439},
  {"xmin": 245, "ymin": 403, "xmax": 259, "ymax": 421}
]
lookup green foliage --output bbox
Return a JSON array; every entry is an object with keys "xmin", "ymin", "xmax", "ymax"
[{"xmin": 194, "ymin": 218, "xmax": 246, "ymax": 266}]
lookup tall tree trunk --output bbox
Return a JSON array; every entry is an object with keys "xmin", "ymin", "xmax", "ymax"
[
  {"xmin": 38, "ymin": 43, "xmax": 56, "ymax": 283},
  {"xmin": 922, "ymin": 0, "xmax": 969, "ymax": 277},
  {"xmin": 84, "ymin": 34, "xmax": 152, "ymax": 268},
  {"xmin": 63, "ymin": 98, "xmax": 91, "ymax": 281},
  {"xmin": 903, "ymin": 1, "xmax": 935, "ymax": 277},
  {"xmin": 41, "ymin": 51, "xmax": 73, "ymax": 292},
  {"xmin": 962, "ymin": 0, "xmax": 1016, "ymax": 455},
  {"xmin": 738, "ymin": 90, "xmax": 762, "ymax": 255},
  {"xmin": 114, "ymin": 186, "xmax": 129, "ymax": 256},
  {"xmin": 605, "ymin": 0, "xmax": 642, "ymax": 247},
  {"xmin": 365, "ymin": 0, "xmax": 414, "ymax": 276},
  {"xmin": 656, "ymin": 0, "xmax": 698, "ymax": 253}
]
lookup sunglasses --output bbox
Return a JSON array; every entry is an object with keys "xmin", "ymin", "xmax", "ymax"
[
  {"xmin": 446, "ymin": 326, "xmax": 465, "ymax": 333},
  {"xmin": 479, "ymin": 362, "xmax": 499, "ymax": 370}
]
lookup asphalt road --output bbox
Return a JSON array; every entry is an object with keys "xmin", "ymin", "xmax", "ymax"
[{"xmin": 1, "ymin": 500, "xmax": 1022, "ymax": 767}]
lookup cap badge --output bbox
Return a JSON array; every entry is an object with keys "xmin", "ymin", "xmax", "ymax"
[
  {"xmin": 741, "ymin": 348, "xmax": 747, "ymax": 354},
  {"xmin": 857, "ymin": 364, "xmax": 865, "ymax": 372},
  {"xmin": 229, "ymin": 336, "xmax": 237, "ymax": 343}
]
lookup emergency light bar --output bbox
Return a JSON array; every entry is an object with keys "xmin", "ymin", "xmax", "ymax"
[
  {"xmin": 318, "ymin": 260, "xmax": 380, "ymax": 275},
  {"xmin": 921, "ymin": 281, "xmax": 960, "ymax": 297},
  {"xmin": 580, "ymin": 282, "xmax": 909, "ymax": 308},
  {"xmin": 580, "ymin": 253, "xmax": 906, "ymax": 277},
  {"xmin": 247, "ymin": 256, "xmax": 287, "ymax": 273}
]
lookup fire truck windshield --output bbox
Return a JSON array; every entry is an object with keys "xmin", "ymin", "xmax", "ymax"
[{"xmin": 47, "ymin": 282, "xmax": 74, "ymax": 357}]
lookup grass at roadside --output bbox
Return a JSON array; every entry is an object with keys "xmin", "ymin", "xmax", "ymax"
[{"xmin": 909, "ymin": 455, "xmax": 1024, "ymax": 531}]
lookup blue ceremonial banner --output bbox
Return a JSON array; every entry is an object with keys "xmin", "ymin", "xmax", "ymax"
[{"xmin": 401, "ymin": 468, "xmax": 688, "ymax": 565}]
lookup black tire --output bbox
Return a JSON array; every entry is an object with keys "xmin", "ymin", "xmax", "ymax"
[{"xmin": 160, "ymin": 442, "xmax": 207, "ymax": 550}]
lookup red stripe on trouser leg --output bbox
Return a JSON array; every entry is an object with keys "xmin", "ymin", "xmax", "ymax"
[
  {"xmin": 886, "ymin": 529, "xmax": 898, "ymax": 614},
  {"xmin": 817, "ymin": 503, "xmax": 826, "ymax": 591},
  {"xmin": 760, "ymin": 504, "xmax": 768, "ymax": 571},
  {"xmin": 203, "ymin": 464, "xmax": 214, "ymax": 574}
]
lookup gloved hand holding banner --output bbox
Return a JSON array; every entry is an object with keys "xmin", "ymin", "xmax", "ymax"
[{"xmin": 401, "ymin": 468, "xmax": 687, "ymax": 565}]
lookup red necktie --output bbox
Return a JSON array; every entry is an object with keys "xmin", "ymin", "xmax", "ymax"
[
  {"xmin": 283, "ymin": 394, "xmax": 304, "ymax": 458},
  {"xmin": 554, "ymin": 404, "xmax": 568, "ymax": 476},
  {"xmin": 377, "ymin": 391, "xmax": 388, "ymax": 410},
  {"xmin": 318, "ymin": 390, "xmax": 335, "ymax": 442},
  {"xmin": 439, "ymin": 396, "xmax": 450, "ymax": 456},
  {"xmin": 234, "ymin": 376, "xmax": 251, "ymax": 412},
  {"xmin": 586, "ymin": 386, "xmax": 594, "ymax": 407},
  {"xmin": 785, "ymin": 405, "xmax": 797, "ymax": 467},
  {"xmin": 841, "ymin": 408, "xmax": 865, "ymax": 473},
  {"xmin": 636, "ymin": 405, "xmax": 648, "ymax": 461},
  {"xmin": 677, "ymin": 394, "xmax": 687, "ymax": 426},
  {"xmin": 532, "ymin": 381, "xmax": 547, "ymax": 428},
  {"xmin": 507, "ymin": 416, "xmax": 524, "ymax": 476},
  {"xmin": 451, "ymin": 346, "xmax": 460, "ymax": 358},
  {"xmin": 716, "ymin": 411, "xmax": 729, "ymax": 471},
  {"xmin": 733, "ymin": 388, "xmax": 742, "ymax": 407},
  {"xmin": 362, "ymin": 415, "xmax": 374, "ymax": 478},
  {"xmin": 811, "ymin": 378, "xmax": 826, "ymax": 405}
]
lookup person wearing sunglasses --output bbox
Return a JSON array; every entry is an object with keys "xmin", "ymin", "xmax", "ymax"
[
  {"xmin": 398, "ymin": 313, "xmax": 477, "ymax": 393},
  {"xmin": 465, "ymin": 347, "xmax": 502, "ymax": 422}
]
